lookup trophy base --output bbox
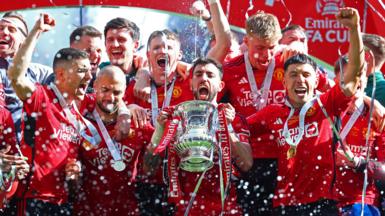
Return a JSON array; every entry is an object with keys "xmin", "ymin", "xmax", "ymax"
[{"xmin": 177, "ymin": 141, "xmax": 214, "ymax": 172}]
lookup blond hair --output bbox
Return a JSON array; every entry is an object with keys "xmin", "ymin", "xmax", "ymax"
[{"xmin": 246, "ymin": 11, "xmax": 282, "ymax": 41}]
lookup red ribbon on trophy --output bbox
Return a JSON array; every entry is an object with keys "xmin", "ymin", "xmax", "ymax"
[
  {"xmin": 153, "ymin": 112, "xmax": 180, "ymax": 154},
  {"xmin": 216, "ymin": 104, "xmax": 232, "ymax": 208}
]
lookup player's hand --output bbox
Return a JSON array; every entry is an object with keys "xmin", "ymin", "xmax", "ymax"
[
  {"xmin": 114, "ymin": 112, "xmax": 132, "ymax": 141},
  {"xmin": 190, "ymin": 0, "xmax": 210, "ymax": 20},
  {"xmin": 34, "ymin": 13, "xmax": 55, "ymax": 33},
  {"xmin": 127, "ymin": 104, "xmax": 149, "ymax": 128},
  {"xmin": 220, "ymin": 103, "xmax": 235, "ymax": 124},
  {"xmin": 336, "ymin": 7, "xmax": 360, "ymax": 30},
  {"xmin": 156, "ymin": 108, "xmax": 174, "ymax": 127},
  {"xmin": 65, "ymin": 159, "xmax": 81, "ymax": 181},
  {"xmin": 134, "ymin": 68, "xmax": 151, "ymax": 102},
  {"xmin": 280, "ymin": 41, "xmax": 307, "ymax": 63}
]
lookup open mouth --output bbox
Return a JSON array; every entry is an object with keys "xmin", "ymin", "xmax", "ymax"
[
  {"xmin": 0, "ymin": 40, "xmax": 9, "ymax": 47},
  {"xmin": 197, "ymin": 84, "xmax": 210, "ymax": 100},
  {"xmin": 294, "ymin": 87, "xmax": 307, "ymax": 97},
  {"xmin": 157, "ymin": 57, "xmax": 167, "ymax": 68},
  {"xmin": 90, "ymin": 63, "xmax": 98, "ymax": 71},
  {"xmin": 78, "ymin": 82, "xmax": 88, "ymax": 94},
  {"xmin": 110, "ymin": 50, "xmax": 123, "ymax": 59}
]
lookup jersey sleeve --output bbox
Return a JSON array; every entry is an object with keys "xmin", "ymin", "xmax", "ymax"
[
  {"xmin": 319, "ymin": 83, "xmax": 352, "ymax": 117},
  {"xmin": 123, "ymin": 81, "xmax": 136, "ymax": 105},
  {"xmin": 0, "ymin": 108, "xmax": 17, "ymax": 154},
  {"xmin": 22, "ymin": 84, "xmax": 46, "ymax": 114},
  {"xmin": 232, "ymin": 114, "xmax": 250, "ymax": 145}
]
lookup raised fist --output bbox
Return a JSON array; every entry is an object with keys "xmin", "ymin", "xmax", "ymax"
[{"xmin": 336, "ymin": 7, "xmax": 360, "ymax": 30}]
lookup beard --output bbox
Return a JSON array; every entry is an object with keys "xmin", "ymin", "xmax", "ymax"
[{"xmin": 96, "ymin": 100, "xmax": 119, "ymax": 114}]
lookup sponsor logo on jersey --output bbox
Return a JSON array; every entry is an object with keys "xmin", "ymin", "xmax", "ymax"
[
  {"xmin": 91, "ymin": 142, "xmax": 135, "ymax": 167},
  {"xmin": 277, "ymin": 121, "xmax": 319, "ymax": 145},
  {"xmin": 274, "ymin": 118, "xmax": 283, "ymax": 125},
  {"xmin": 52, "ymin": 123, "xmax": 81, "ymax": 144},
  {"xmin": 238, "ymin": 77, "xmax": 249, "ymax": 85},
  {"xmin": 237, "ymin": 90, "xmax": 286, "ymax": 107}
]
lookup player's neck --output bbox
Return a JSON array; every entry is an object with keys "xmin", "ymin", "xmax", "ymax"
[
  {"xmin": 56, "ymin": 84, "xmax": 75, "ymax": 106},
  {"xmin": 96, "ymin": 105, "xmax": 117, "ymax": 124},
  {"xmin": 121, "ymin": 61, "xmax": 134, "ymax": 75},
  {"xmin": 152, "ymin": 71, "xmax": 176, "ymax": 87}
]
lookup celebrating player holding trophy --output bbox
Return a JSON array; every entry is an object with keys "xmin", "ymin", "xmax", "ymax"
[{"xmin": 145, "ymin": 58, "xmax": 252, "ymax": 215}]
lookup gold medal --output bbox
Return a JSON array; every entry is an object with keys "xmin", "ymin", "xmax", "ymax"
[
  {"xmin": 82, "ymin": 140, "xmax": 93, "ymax": 151},
  {"xmin": 287, "ymin": 146, "xmax": 296, "ymax": 159}
]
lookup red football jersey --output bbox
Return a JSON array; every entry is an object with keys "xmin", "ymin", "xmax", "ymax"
[
  {"xmin": 124, "ymin": 77, "xmax": 194, "ymax": 184},
  {"xmin": 221, "ymin": 54, "xmax": 285, "ymax": 159},
  {"xmin": 247, "ymin": 84, "xmax": 351, "ymax": 207},
  {"xmin": 174, "ymin": 114, "xmax": 249, "ymax": 216},
  {"xmin": 74, "ymin": 120, "xmax": 153, "ymax": 215},
  {"xmin": 221, "ymin": 53, "xmax": 332, "ymax": 159},
  {"xmin": 16, "ymin": 85, "xmax": 81, "ymax": 204},
  {"xmin": 0, "ymin": 106, "xmax": 17, "ymax": 151},
  {"xmin": 0, "ymin": 82, "xmax": 5, "ymax": 107},
  {"xmin": 334, "ymin": 105, "xmax": 385, "ymax": 207},
  {"xmin": 0, "ymin": 107, "xmax": 18, "ymax": 207}
]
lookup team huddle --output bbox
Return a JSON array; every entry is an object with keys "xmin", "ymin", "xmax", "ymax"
[{"xmin": 0, "ymin": 0, "xmax": 385, "ymax": 215}]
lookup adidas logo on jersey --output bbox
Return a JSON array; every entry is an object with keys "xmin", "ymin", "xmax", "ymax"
[
  {"xmin": 238, "ymin": 77, "xmax": 249, "ymax": 85},
  {"xmin": 274, "ymin": 118, "xmax": 283, "ymax": 125}
]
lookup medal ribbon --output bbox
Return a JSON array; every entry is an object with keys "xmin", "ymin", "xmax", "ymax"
[
  {"xmin": 93, "ymin": 109, "xmax": 122, "ymax": 162},
  {"xmin": 340, "ymin": 98, "xmax": 364, "ymax": 141},
  {"xmin": 150, "ymin": 76, "xmax": 176, "ymax": 125},
  {"xmin": 282, "ymin": 97, "xmax": 316, "ymax": 147},
  {"xmin": 50, "ymin": 83, "xmax": 101, "ymax": 146},
  {"xmin": 244, "ymin": 51, "xmax": 275, "ymax": 111}
]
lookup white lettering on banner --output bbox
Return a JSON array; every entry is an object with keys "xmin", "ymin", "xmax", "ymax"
[
  {"xmin": 277, "ymin": 122, "xmax": 319, "ymax": 146},
  {"xmin": 237, "ymin": 90, "xmax": 286, "ymax": 107},
  {"xmin": 169, "ymin": 155, "xmax": 179, "ymax": 197},
  {"xmin": 52, "ymin": 123, "xmax": 81, "ymax": 144},
  {"xmin": 304, "ymin": 16, "xmax": 349, "ymax": 43}
]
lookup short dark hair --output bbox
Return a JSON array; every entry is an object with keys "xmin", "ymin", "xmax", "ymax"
[
  {"xmin": 281, "ymin": 24, "xmax": 305, "ymax": 35},
  {"xmin": 53, "ymin": 48, "xmax": 89, "ymax": 69},
  {"xmin": 147, "ymin": 29, "xmax": 180, "ymax": 50},
  {"xmin": 191, "ymin": 58, "xmax": 223, "ymax": 79},
  {"xmin": 362, "ymin": 33, "xmax": 385, "ymax": 68},
  {"xmin": 2, "ymin": 11, "xmax": 28, "ymax": 37},
  {"xmin": 70, "ymin": 25, "xmax": 102, "ymax": 44},
  {"xmin": 104, "ymin": 17, "xmax": 140, "ymax": 42},
  {"xmin": 284, "ymin": 54, "xmax": 317, "ymax": 72}
]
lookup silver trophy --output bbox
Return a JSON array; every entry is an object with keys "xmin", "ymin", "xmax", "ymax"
[{"xmin": 173, "ymin": 100, "xmax": 218, "ymax": 172}]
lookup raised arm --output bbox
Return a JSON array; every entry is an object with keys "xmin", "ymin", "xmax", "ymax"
[
  {"xmin": 336, "ymin": 7, "xmax": 364, "ymax": 96},
  {"xmin": 205, "ymin": 0, "xmax": 231, "ymax": 63},
  {"xmin": 7, "ymin": 14, "xmax": 55, "ymax": 100}
]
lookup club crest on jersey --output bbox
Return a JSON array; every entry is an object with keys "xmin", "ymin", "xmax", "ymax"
[
  {"xmin": 361, "ymin": 127, "xmax": 377, "ymax": 140},
  {"xmin": 306, "ymin": 106, "xmax": 317, "ymax": 117},
  {"xmin": 273, "ymin": 68, "xmax": 284, "ymax": 82},
  {"xmin": 173, "ymin": 86, "xmax": 182, "ymax": 98}
]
